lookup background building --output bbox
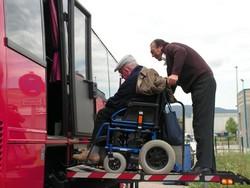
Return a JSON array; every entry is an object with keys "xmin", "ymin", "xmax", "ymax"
[
  {"xmin": 174, "ymin": 105, "xmax": 238, "ymax": 135},
  {"xmin": 184, "ymin": 112, "xmax": 238, "ymax": 135},
  {"xmin": 237, "ymin": 89, "xmax": 250, "ymax": 151}
]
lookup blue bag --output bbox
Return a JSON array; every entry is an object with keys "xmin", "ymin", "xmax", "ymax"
[{"xmin": 162, "ymin": 103, "xmax": 183, "ymax": 146}]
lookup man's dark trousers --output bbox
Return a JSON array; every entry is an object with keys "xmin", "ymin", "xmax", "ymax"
[{"xmin": 191, "ymin": 75, "xmax": 216, "ymax": 171}]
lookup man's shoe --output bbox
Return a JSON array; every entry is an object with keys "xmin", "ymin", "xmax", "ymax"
[
  {"xmin": 191, "ymin": 166, "xmax": 212, "ymax": 174},
  {"xmin": 73, "ymin": 148, "xmax": 100, "ymax": 163}
]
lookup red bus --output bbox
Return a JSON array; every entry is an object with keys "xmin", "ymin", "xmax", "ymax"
[{"xmin": 0, "ymin": 0, "xmax": 119, "ymax": 187}]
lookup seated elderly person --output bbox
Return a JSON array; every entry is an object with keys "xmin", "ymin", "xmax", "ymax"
[{"xmin": 73, "ymin": 55, "xmax": 159, "ymax": 163}]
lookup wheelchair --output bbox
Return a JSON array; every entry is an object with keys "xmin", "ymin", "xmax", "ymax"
[{"xmin": 91, "ymin": 94, "xmax": 183, "ymax": 174}]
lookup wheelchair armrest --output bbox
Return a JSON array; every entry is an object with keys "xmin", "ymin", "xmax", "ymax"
[
  {"xmin": 111, "ymin": 101, "xmax": 159, "ymax": 125},
  {"xmin": 121, "ymin": 101, "xmax": 159, "ymax": 123},
  {"xmin": 111, "ymin": 108, "xmax": 127, "ymax": 121},
  {"xmin": 127, "ymin": 101, "xmax": 159, "ymax": 108}
]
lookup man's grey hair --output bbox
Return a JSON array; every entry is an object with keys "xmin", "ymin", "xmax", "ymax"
[{"xmin": 114, "ymin": 54, "xmax": 138, "ymax": 72}]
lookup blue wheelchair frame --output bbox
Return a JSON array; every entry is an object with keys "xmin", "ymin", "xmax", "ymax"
[
  {"xmin": 95, "ymin": 101, "xmax": 158, "ymax": 151},
  {"xmin": 92, "ymin": 100, "xmax": 191, "ymax": 173},
  {"xmin": 108, "ymin": 108, "xmax": 157, "ymax": 154}
]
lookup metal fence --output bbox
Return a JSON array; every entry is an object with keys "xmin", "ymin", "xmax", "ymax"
[{"xmin": 214, "ymin": 136, "xmax": 242, "ymax": 153}]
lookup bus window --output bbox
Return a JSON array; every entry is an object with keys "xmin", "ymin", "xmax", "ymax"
[
  {"xmin": 92, "ymin": 31, "xmax": 119, "ymax": 99},
  {"xmin": 92, "ymin": 32, "xmax": 109, "ymax": 98},
  {"xmin": 74, "ymin": 6, "xmax": 87, "ymax": 79},
  {"xmin": 4, "ymin": 0, "xmax": 45, "ymax": 65},
  {"xmin": 107, "ymin": 54, "xmax": 119, "ymax": 96}
]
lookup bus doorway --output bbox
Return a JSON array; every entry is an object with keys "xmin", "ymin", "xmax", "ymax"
[
  {"xmin": 43, "ymin": 0, "xmax": 96, "ymax": 187},
  {"xmin": 44, "ymin": 0, "xmax": 95, "ymax": 137}
]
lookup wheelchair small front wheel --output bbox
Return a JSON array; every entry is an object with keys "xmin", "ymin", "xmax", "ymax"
[
  {"xmin": 103, "ymin": 152, "xmax": 127, "ymax": 173},
  {"xmin": 139, "ymin": 140, "xmax": 175, "ymax": 174}
]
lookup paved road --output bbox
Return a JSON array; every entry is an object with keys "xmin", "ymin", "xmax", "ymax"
[{"xmin": 139, "ymin": 182, "xmax": 186, "ymax": 188}]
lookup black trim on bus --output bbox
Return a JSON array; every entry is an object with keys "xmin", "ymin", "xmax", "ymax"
[
  {"xmin": 68, "ymin": 0, "xmax": 77, "ymax": 136},
  {"xmin": 40, "ymin": 0, "xmax": 46, "ymax": 66},
  {"xmin": 5, "ymin": 38, "xmax": 46, "ymax": 67},
  {"xmin": 57, "ymin": 0, "xmax": 69, "ymax": 137}
]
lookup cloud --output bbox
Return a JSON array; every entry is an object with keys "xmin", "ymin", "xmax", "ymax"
[
  {"xmin": 209, "ymin": 59, "xmax": 224, "ymax": 68},
  {"xmin": 79, "ymin": 0, "xmax": 250, "ymax": 108}
]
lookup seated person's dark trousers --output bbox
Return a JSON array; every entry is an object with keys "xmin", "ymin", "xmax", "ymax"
[{"xmin": 91, "ymin": 107, "xmax": 116, "ymax": 143}]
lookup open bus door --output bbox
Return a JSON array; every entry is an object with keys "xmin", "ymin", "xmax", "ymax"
[
  {"xmin": 66, "ymin": 1, "xmax": 119, "ymax": 188},
  {"xmin": 68, "ymin": 0, "xmax": 96, "ymax": 137},
  {"xmin": 45, "ymin": 0, "xmax": 95, "ymax": 138}
]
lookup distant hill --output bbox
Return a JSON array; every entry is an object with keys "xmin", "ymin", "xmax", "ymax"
[{"xmin": 171, "ymin": 105, "xmax": 237, "ymax": 118}]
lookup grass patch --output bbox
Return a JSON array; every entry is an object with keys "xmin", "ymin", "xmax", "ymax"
[{"xmin": 189, "ymin": 153, "xmax": 250, "ymax": 188}]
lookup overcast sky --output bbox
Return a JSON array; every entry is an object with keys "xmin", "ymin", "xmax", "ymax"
[{"xmin": 79, "ymin": 0, "xmax": 250, "ymax": 109}]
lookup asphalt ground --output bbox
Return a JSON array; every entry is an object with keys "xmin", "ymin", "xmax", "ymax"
[{"xmin": 139, "ymin": 182, "xmax": 187, "ymax": 188}]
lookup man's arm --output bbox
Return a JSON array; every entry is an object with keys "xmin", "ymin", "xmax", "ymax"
[{"xmin": 168, "ymin": 43, "xmax": 187, "ymax": 75}]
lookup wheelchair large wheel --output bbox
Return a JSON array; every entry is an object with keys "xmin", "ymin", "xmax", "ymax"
[
  {"xmin": 103, "ymin": 152, "xmax": 127, "ymax": 173},
  {"xmin": 139, "ymin": 140, "xmax": 175, "ymax": 174}
]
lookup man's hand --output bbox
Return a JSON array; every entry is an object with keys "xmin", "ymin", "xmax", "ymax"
[{"xmin": 167, "ymin": 74, "xmax": 178, "ymax": 86}]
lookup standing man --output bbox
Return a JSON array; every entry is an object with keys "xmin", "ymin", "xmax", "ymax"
[{"xmin": 150, "ymin": 39, "xmax": 216, "ymax": 173}]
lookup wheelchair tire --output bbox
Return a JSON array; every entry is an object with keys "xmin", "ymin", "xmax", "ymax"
[
  {"xmin": 103, "ymin": 152, "xmax": 127, "ymax": 173},
  {"xmin": 139, "ymin": 140, "xmax": 175, "ymax": 174}
]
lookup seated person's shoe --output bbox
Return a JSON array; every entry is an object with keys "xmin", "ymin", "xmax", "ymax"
[
  {"xmin": 191, "ymin": 166, "xmax": 213, "ymax": 174},
  {"xmin": 73, "ymin": 148, "xmax": 100, "ymax": 163}
]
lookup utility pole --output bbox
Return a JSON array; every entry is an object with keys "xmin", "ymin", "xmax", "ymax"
[
  {"xmin": 235, "ymin": 66, "xmax": 240, "ymax": 145},
  {"xmin": 235, "ymin": 66, "xmax": 239, "ymax": 101},
  {"xmin": 241, "ymin": 79, "xmax": 249, "ymax": 149},
  {"xmin": 241, "ymin": 79, "xmax": 244, "ymax": 91}
]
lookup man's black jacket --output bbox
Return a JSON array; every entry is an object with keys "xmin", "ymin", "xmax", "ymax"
[{"xmin": 106, "ymin": 65, "xmax": 155, "ymax": 110}]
